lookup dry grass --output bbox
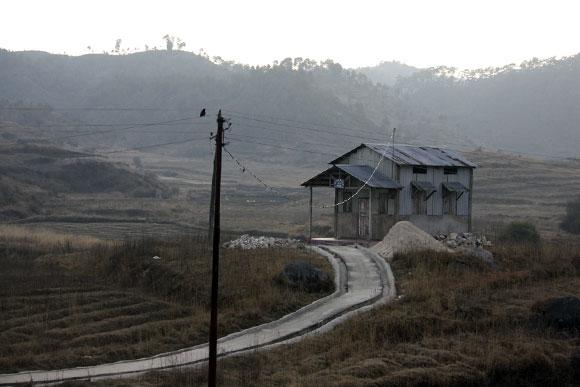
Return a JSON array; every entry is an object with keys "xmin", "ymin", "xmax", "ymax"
[
  {"xmin": 0, "ymin": 229, "xmax": 333, "ymax": 372},
  {"xmin": 101, "ymin": 240, "xmax": 580, "ymax": 387},
  {"xmin": 0, "ymin": 224, "xmax": 103, "ymax": 249}
]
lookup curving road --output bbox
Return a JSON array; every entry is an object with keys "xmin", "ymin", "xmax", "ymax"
[{"xmin": 0, "ymin": 246, "xmax": 395, "ymax": 386}]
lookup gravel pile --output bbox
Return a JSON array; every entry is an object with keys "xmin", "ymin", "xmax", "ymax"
[
  {"xmin": 371, "ymin": 221, "xmax": 450, "ymax": 261},
  {"xmin": 434, "ymin": 232, "xmax": 492, "ymax": 249},
  {"xmin": 224, "ymin": 234, "xmax": 301, "ymax": 249},
  {"xmin": 371, "ymin": 221, "xmax": 495, "ymax": 266}
]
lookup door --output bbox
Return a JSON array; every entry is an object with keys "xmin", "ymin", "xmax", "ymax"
[{"xmin": 358, "ymin": 198, "xmax": 369, "ymax": 238}]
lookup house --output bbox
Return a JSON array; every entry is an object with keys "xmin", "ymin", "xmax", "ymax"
[{"xmin": 301, "ymin": 143, "xmax": 476, "ymax": 240}]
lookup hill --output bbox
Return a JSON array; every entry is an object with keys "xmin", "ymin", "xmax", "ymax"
[
  {"xmin": 357, "ymin": 60, "xmax": 419, "ymax": 85},
  {"xmin": 390, "ymin": 56, "xmax": 580, "ymax": 156},
  {"xmin": 0, "ymin": 50, "xmax": 393, "ymax": 165},
  {"xmin": 0, "ymin": 125, "xmax": 168, "ymax": 221},
  {"xmin": 1, "ymin": 49, "xmax": 579, "ymax": 164}
]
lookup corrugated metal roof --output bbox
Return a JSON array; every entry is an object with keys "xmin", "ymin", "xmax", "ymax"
[
  {"xmin": 335, "ymin": 164, "xmax": 402, "ymax": 189},
  {"xmin": 333, "ymin": 144, "xmax": 476, "ymax": 168},
  {"xmin": 442, "ymin": 181, "xmax": 469, "ymax": 192}
]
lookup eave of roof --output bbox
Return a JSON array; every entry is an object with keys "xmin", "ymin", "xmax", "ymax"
[
  {"xmin": 301, "ymin": 164, "xmax": 402, "ymax": 189},
  {"xmin": 330, "ymin": 143, "xmax": 477, "ymax": 168}
]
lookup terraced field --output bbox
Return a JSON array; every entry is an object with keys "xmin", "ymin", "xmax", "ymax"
[
  {"xmin": 0, "ymin": 288, "xmax": 194, "ymax": 371},
  {"xmin": 0, "ymin": 228, "xmax": 333, "ymax": 372}
]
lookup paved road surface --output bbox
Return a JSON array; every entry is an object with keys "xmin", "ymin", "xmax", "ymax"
[{"xmin": 0, "ymin": 246, "xmax": 395, "ymax": 386}]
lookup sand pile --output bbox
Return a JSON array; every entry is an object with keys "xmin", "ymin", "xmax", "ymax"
[{"xmin": 371, "ymin": 221, "xmax": 450, "ymax": 261}]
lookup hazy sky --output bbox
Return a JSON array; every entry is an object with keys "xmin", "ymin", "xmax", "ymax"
[{"xmin": 1, "ymin": 0, "xmax": 579, "ymax": 69}]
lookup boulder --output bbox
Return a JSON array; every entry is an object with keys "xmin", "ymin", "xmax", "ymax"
[
  {"xmin": 275, "ymin": 261, "xmax": 333, "ymax": 293},
  {"xmin": 457, "ymin": 247, "xmax": 496, "ymax": 269},
  {"xmin": 533, "ymin": 296, "xmax": 580, "ymax": 330}
]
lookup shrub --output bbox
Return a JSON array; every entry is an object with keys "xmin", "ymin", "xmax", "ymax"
[
  {"xmin": 561, "ymin": 197, "xmax": 580, "ymax": 234},
  {"xmin": 499, "ymin": 221, "xmax": 540, "ymax": 244}
]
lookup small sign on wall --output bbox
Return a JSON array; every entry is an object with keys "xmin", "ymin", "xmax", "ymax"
[{"xmin": 334, "ymin": 179, "xmax": 345, "ymax": 189}]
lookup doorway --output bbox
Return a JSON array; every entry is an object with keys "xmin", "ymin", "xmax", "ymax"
[{"xmin": 358, "ymin": 198, "xmax": 369, "ymax": 238}]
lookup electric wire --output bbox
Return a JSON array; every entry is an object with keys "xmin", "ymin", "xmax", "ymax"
[
  {"xmin": 102, "ymin": 137, "xmax": 209, "ymax": 154},
  {"xmin": 3, "ymin": 106, "xmax": 578, "ymax": 161},
  {"xmin": 0, "ymin": 106, "xmax": 195, "ymax": 112},
  {"xmin": 227, "ymin": 136, "xmax": 338, "ymax": 157},
  {"xmin": 222, "ymin": 109, "xmax": 385, "ymax": 139},
  {"xmin": 226, "ymin": 112, "xmax": 388, "ymax": 143},
  {"xmin": 0, "ymin": 117, "xmax": 210, "ymax": 129},
  {"xmin": 226, "ymin": 127, "xmax": 356, "ymax": 155},
  {"xmin": 223, "ymin": 147, "xmax": 288, "ymax": 199},
  {"xmin": 49, "ymin": 117, "xmax": 201, "ymax": 140},
  {"xmin": 319, "ymin": 149, "xmax": 386, "ymax": 209}
]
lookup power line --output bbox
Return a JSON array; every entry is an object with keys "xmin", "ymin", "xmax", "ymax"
[
  {"xmin": 102, "ymin": 137, "xmax": 209, "ymax": 154},
  {"xmin": 226, "ymin": 110, "xmax": 580, "ymax": 162},
  {"xmin": 319, "ymin": 147, "xmax": 386, "ymax": 209},
  {"xmin": 0, "ymin": 117, "xmax": 209, "ymax": 129},
  {"xmin": 226, "ymin": 126, "xmax": 354, "ymax": 154},
  {"xmin": 43, "ymin": 117, "xmax": 202, "ymax": 140},
  {"xmin": 226, "ymin": 112, "xmax": 387, "ymax": 143},
  {"xmin": 222, "ymin": 109, "xmax": 384, "ymax": 138},
  {"xmin": 223, "ymin": 147, "xmax": 288, "ymax": 199},
  {"xmin": 0, "ymin": 106, "xmax": 195, "ymax": 112},
  {"xmin": 227, "ymin": 136, "xmax": 338, "ymax": 157}
]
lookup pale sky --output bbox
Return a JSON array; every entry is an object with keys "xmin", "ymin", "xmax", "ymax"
[{"xmin": 1, "ymin": 0, "xmax": 579, "ymax": 69}]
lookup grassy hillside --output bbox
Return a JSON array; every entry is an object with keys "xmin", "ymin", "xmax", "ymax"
[
  {"xmin": 81, "ymin": 241, "xmax": 580, "ymax": 386},
  {"xmin": 466, "ymin": 149, "xmax": 580, "ymax": 237},
  {"xmin": 3, "ymin": 138, "xmax": 579, "ymax": 240},
  {"xmin": 0, "ymin": 127, "xmax": 169, "ymax": 221}
]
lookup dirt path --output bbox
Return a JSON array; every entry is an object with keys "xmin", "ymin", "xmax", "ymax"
[{"xmin": 0, "ymin": 246, "xmax": 395, "ymax": 386}]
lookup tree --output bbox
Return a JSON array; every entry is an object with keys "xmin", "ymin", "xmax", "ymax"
[
  {"xmin": 163, "ymin": 35, "xmax": 174, "ymax": 51},
  {"xmin": 176, "ymin": 38, "xmax": 186, "ymax": 50},
  {"xmin": 113, "ymin": 39, "xmax": 122, "ymax": 54}
]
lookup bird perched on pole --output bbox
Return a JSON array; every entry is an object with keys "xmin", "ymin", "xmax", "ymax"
[{"xmin": 200, "ymin": 108, "xmax": 206, "ymax": 117}]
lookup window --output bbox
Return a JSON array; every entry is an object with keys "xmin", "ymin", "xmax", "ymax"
[
  {"xmin": 410, "ymin": 181, "xmax": 436, "ymax": 215},
  {"xmin": 443, "ymin": 192, "xmax": 457, "ymax": 215},
  {"xmin": 444, "ymin": 167, "xmax": 458, "ymax": 175},
  {"xmin": 378, "ymin": 191, "xmax": 396, "ymax": 215},
  {"xmin": 412, "ymin": 190, "xmax": 427, "ymax": 214},
  {"xmin": 413, "ymin": 166, "xmax": 427, "ymax": 174},
  {"xmin": 342, "ymin": 190, "xmax": 352, "ymax": 213}
]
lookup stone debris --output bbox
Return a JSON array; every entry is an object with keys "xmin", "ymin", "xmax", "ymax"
[
  {"xmin": 434, "ymin": 232, "xmax": 492, "ymax": 249},
  {"xmin": 224, "ymin": 234, "xmax": 302, "ymax": 249},
  {"xmin": 371, "ymin": 221, "xmax": 451, "ymax": 261},
  {"xmin": 371, "ymin": 221, "xmax": 494, "ymax": 267}
]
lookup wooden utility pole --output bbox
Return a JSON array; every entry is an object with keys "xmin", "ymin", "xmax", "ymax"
[
  {"xmin": 208, "ymin": 110, "xmax": 225, "ymax": 387},
  {"xmin": 208, "ymin": 152, "xmax": 216, "ymax": 242},
  {"xmin": 308, "ymin": 186, "xmax": 313, "ymax": 243}
]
